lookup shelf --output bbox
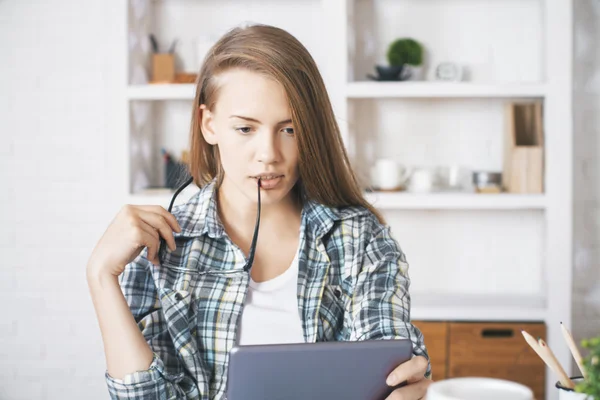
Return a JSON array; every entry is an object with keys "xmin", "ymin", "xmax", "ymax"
[
  {"xmin": 128, "ymin": 191, "xmax": 545, "ymax": 211},
  {"xmin": 365, "ymin": 192, "xmax": 546, "ymax": 210},
  {"xmin": 127, "ymin": 84, "xmax": 196, "ymax": 100},
  {"xmin": 411, "ymin": 293, "xmax": 547, "ymax": 322},
  {"xmin": 346, "ymin": 82, "xmax": 547, "ymax": 99},
  {"xmin": 126, "ymin": 82, "xmax": 547, "ymax": 101}
]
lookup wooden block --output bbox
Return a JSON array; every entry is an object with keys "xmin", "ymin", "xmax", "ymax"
[
  {"xmin": 526, "ymin": 147, "xmax": 544, "ymax": 193},
  {"xmin": 503, "ymin": 101, "xmax": 544, "ymax": 193},
  {"xmin": 413, "ymin": 321, "xmax": 448, "ymax": 380},
  {"xmin": 151, "ymin": 53, "xmax": 175, "ymax": 83},
  {"xmin": 448, "ymin": 322, "xmax": 546, "ymax": 400}
]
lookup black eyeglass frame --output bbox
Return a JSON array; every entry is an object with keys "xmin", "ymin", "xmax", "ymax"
[{"xmin": 157, "ymin": 177, "xmax": 262, "ymax": 273}]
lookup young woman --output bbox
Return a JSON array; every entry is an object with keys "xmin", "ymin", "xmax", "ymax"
[{"xmin": 87, "ymin": 24, "xmax": 431, "ymax": 400}]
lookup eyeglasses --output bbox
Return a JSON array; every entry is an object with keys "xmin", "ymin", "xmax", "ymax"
[{"xmin": 158, "ymin": 177, "xmax": 262, "ymax": 273}]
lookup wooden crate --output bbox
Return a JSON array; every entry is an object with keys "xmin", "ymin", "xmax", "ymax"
[
  {"xmin": 412, "ymin": 321, "xmax": 448, "ymax": 381},
  {"xmin": 448, "ymin": 322, "xmax": 546, "ymax": 400}
]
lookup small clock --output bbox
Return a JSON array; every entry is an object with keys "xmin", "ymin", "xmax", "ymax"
[{"xmin": 435, "ymin": 62, "xmax": 463, "ymax": 81}]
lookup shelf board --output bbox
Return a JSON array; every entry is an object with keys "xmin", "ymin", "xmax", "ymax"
[
  {"xmin": 127, "ymin": 84, "xmax": 196, "ymax": 100},
  {"xmin": 128, "ymin": 191, "xmax": 545, "ymax": 210},
  {"xmin": 346, "ymin": 82, "xmax": 547, "ymax": 99},
  {"xmin": 127, "ymin": 82, "xmax": 547, "ymax": 100},
  {"xmin": 411, "ymin": 293, "xmax": 546, "ymax": 322},
  {"xmin": 126, "ymin": 82, "xmax": 546, "ymax": 101},
  {"xmin": 365, "ymin": 192, "xmax": 546, "ymax": 210}
]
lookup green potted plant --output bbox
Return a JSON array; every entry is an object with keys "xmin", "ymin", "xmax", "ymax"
[
  {"xmin": 368, "ymin": 38, "xmax": 423, "ymax": 81},
  {"xmin": 575, "ymin": 336, "xmax": 600, "ymax": 399}
]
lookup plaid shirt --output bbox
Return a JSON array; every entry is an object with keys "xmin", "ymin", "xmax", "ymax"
[{"xmin": 105, "ymin": 180, "xmax": 430, "ymax": 399}]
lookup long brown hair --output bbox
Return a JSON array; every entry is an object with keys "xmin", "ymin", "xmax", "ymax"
[{"xmin": 189, "ymin": 24, "xmax": 384, "ymax": 223}]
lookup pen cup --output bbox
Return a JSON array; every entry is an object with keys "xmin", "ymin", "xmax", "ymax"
[
  {"xmin": 151, "ymin": 53, "xmax": 175, "ymax": 83},
  {"xmin": 556, "ymin": 377, "xmax": 590, "ymax": 400}
]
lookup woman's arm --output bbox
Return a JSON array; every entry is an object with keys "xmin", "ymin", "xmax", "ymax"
[
  {"xmin": 87, "ymin": 268, "xmax": 154, "ymax": 379},
  {"xmin": 88, "ymin": 250, "xmax": 205, "ymax": 400},
  {"xmin": 350, "ymin": 218, "xmax": 431, "ymax": 379}
]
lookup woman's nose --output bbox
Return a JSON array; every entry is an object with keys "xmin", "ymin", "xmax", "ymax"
[{"xmin": 256, "ymin": 131, "xmax": 280, "ymax": 164}]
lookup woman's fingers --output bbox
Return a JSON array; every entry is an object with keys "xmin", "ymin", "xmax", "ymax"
[
  {"xmin": 134, "ymin": 228, "xmax": 160, "ymax": 265},
  {"xmin": 136, "ymin": 205, "xmax": 181, "ymax": 233},
  {"xmin": 137, "ymin": 210, "xmax": 178, "ymax": 252},
  {"xmin": 385, "ymin": 378, "xmax": 432, "ymax": 400},
  {"xmin": 386, "ymin": 356, "xmax": 429, "ymax": 386},
  {"xmin": 136, "ymin": 219, "xmax": 160, "ymax": 242}
]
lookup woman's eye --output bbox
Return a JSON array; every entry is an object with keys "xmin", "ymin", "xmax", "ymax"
[
  {"xmin": 283, "ymin": 127, "xmax": 295, "ymax": 135},
  {"xmin": 236, "ymin": 127, "xmax": 252, "ymax": 134}
]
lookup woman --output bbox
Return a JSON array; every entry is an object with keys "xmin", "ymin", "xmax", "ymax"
[{"xmin": 87, "ymin": 24, "xmax": 431, "ymax": 400}]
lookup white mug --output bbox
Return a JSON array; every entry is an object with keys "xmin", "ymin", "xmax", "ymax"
[
  {"xmin": 426, "ymin": 377, "xmax": 534, "ymax": 400},
  {"xmin": 408, "ymin": 167, "xmax": 434, "ymax": 193},
  {"xmin": 371, "ymin": 159, "xmax": 409, "ymax": 190}
]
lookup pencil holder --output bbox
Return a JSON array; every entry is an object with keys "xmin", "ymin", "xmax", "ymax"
[
  {"xmin": 556, "ymin": 377, "xmax": 590, "ymax": 400},
  {"xmin": 151, "ymin": 53, "xmax": 175, "ymax": 83}
]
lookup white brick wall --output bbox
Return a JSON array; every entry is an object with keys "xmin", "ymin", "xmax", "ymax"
[
  {"xmin": 0, "ymin": 0, "xmax": 598, "ymax": 399},
  {"xmin": 0, "ymin": 1, "xmax": 125, "ymax": 399},
  {"xmin": 573, "ymin": 0, "xmax": 600, "ymax": 358}
]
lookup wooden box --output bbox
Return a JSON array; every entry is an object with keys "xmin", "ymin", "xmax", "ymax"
[
  {"xmin": 151, "ymin": 53, "xmax": 175, "ymax": 83},
  {"xmin": 503, "ymin": 101, "xmax": 544, "ymax": 193},
  {"xmin": 412, "ymin": 321, "xmax": 448, "ymax": 380},
  {"xmin": 448, "ymin": 322, "xmax": 546, "ymax": 400}
]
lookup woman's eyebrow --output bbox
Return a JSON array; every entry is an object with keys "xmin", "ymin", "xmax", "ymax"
[{"xmin": 230, "ymin": 115, "xmax": 292, "ymax": 125}]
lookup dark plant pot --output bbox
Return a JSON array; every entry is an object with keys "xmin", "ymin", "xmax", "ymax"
[{"xmin": 367, "ymin": 65, "xmax": 411, "ymax": 81}]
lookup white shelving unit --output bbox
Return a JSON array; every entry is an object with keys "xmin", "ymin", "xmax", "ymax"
[
  {"xmin": 125, "ymin": 2, "xmax": 573, "ymax": 398},
  {"xmin": 326, "ymin": 2, "xmax": 572, "ymax": 400}
]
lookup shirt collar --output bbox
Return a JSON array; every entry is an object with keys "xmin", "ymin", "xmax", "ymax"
[{"xmin": 176, "ymin": 179, "xmax": 369, "ymax": 240}]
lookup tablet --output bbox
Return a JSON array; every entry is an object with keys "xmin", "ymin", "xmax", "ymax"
[{"xmin": 226, "ymin": 338, "xmax": 413, "ymax": 400}]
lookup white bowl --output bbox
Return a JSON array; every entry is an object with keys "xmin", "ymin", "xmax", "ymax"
[{"xmin": 426, "ymin": 377, "xmax": 534, "ymax": 400}]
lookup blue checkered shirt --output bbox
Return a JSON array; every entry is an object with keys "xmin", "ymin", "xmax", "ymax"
[{"xmin": 105, "ymin": 180, "xmax": 430, "ymax": 399}]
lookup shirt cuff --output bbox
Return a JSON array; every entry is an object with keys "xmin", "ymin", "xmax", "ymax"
[{"xmin": 105, "ymin": 353, "xmax": 164, "ymax": 387}]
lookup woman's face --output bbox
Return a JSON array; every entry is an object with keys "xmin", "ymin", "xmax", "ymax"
[{"xmin": 200, "ymin": 69, "xmax": 299, "ymax": 206}]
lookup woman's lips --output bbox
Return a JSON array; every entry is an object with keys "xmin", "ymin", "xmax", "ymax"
[{"xmin": 252, "ymin": 175, "xmax": 283, "ymax": 189}]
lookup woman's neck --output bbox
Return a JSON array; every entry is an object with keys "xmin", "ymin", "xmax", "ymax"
[{"xmin": 216, "ymin": 180, "xmax": 302, "ymax": 253}]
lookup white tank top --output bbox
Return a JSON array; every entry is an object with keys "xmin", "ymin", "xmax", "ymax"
[{"xmin": 237, "ymin": 249, "xmax": 305, "ymax": 346}]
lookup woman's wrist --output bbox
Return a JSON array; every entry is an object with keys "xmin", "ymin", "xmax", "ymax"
[{"xmin": 86, "ymin": 264, "xmax": 120, "ymax": 291}]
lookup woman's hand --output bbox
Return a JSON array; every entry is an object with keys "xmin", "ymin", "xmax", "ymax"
[
  {"xmin": 385, "ymin": 355, "xmax": 432, "ymax": 400},
  {"xmin": 86, "ymin": 205, "xmax": 181, "ymax": 279}
]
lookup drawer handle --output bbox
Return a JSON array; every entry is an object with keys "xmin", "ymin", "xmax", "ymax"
[{"xmin": 481, "ymin": 328, "xmax": 514, "ymax": 338}]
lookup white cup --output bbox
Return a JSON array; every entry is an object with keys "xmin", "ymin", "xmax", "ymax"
[
  {"xmin": 408, "ymin": 167, "xmax": 434, "ymax": 193},
  {"xmin": 371, "ymin": 159, "xmax": 409, "ymax": 190},
  {"xmin": 426, "ymin": 377, "xmax": 534, "ymax": 400}
]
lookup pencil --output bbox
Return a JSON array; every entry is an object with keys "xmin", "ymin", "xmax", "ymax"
[
  {"xmin": 521, "ymin": 330, "xmax": 574, "ymax": 389},
  {"xmin": 561, "ymin": 322, "xmax": 587, "ymax": 379},
  {"xmin": 521, "ymin": 330, "xmax": 545, "ymax": 359},
  {"xmin": 538, "ymin": 338, "xmax": 575, "ymax": 389}
]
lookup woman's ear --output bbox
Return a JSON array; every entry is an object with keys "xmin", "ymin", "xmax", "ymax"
[{"xmin": 199, "ymin": 104, "xmax": 218, "ymax": 145}]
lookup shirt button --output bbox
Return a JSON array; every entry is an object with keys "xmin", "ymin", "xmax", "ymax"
[
  {"xmin": 334, "ymin": 288, "xmax": 342, "ymax": 299},
  {"xmin": 175, "ymin": 293, "xmax": 184, "ymax": 301}
]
